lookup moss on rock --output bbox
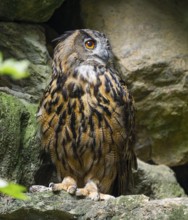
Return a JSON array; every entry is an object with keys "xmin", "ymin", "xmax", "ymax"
[{"xmin": 0, "ymin": 92, "xmax": 40, "ymax": 187}]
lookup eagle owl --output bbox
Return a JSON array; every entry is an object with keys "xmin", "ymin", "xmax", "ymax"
[{"xmin": 37, "ymin": 29, "xmax": 137, "ymax": 200}]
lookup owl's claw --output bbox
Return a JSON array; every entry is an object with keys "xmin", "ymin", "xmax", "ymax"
[
  {"xmin": 49, "ymin": 182, "xmax": 54, "ymax": 188},
  {"xmin": 67, "ymin": 185, "xmax": 77, "ymax": 194}
]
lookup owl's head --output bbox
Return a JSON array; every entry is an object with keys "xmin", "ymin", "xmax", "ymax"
[{"xmin": 54, "ymin": 29, "xmax": 113, "ymax": 69}]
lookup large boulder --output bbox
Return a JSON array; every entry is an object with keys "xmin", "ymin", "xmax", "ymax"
[
  {"xmin": 0, "ymin": 192, "xmax": 188, "ymax": 220},
  {"xmin": 0, "ymin": 22, "xmax": 51, "ymax": 102},
  {"xmin": 0, "ymin": 0, "xmax": 64, "ymax": 22},
  {"xmin": 80, "ymin": 0, "xmax": 188, "ymax": 166}
]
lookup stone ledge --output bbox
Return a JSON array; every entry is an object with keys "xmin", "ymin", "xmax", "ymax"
[{"xmin": 0, "ymin": 191, "xmax": 188, "ymax": 220}]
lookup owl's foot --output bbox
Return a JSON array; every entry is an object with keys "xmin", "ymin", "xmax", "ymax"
[
  {"xmin": 49, "ymin": 176, "xmax": 77, "ymax": 194},
  {"xmin": 76, "ymin": 180, "xmax": 115, "ymax": 201},
  {"xmin": 76, "ymin": 180, "xmax": 100, "ymax": 201}
]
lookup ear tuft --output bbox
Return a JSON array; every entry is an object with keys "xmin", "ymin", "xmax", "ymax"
[{"xmin": 52, "ymin": 30, "xmax": 75, "ymax": 43}]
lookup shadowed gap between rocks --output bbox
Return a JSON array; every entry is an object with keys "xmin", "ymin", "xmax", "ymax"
[
  {"xmin": 47, "ymin": 0, "xmax": 83, "ymax": 34},
  {"xmin": 172, "ymin": 164, "xmax": 188, "ymax": 195}
]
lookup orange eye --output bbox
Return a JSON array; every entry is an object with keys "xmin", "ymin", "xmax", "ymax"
[{"xmin": 85, "ymin": 40, "xmax": 95, "ymax": 49}]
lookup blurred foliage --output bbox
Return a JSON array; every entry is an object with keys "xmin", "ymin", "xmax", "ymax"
[
  {"xmin": 0, "ymin": 179, "xmax": 27, "ymax": 200},
  {"xmin": 0, "ymin": 52, "xmax": 30, "ymax": 79}
]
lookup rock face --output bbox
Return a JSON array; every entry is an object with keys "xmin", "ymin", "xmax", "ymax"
[
  {"xmin": 80, "ymin": 0, "xmax": 188, "ymax": 167},
  {"xmin": 0, "ymin": 22, "xmax": 51, "ymax": 186},
  {"xmin": 0, "ymin": 92, "xmax": 40, "ymax": 187},
  {"xmin": 0, "ymin": 192, "xmax": 188, "ymax": 220},
  {"xmin": 0, "ymin": 0, "xmax": 65, "ymax": 22},
  {"xmin": 0, "ymin": 22, "xmax": 52, "ymax": 102}
]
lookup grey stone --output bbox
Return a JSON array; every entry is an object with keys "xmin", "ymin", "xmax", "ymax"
[
  {"xmin": 80, "ymin": 0, "xmax": 188, "ymax": 166},
  {"xmin": 0, "ymin": 192, "xmax": 188, "ymax": 220},
  {"xmin": 0, "ymin": 22, "xmax": 51, "ymax": 102},
  {"xmin": 134, "ymin": 160, "xmax": 186, "ymax": 199},
  {"xmin": 0, "ymin": 92, "xmax": 40, "ymax": 187},
  {"xmin": 0, "ymin": 0, "xmax": 64, "ymax": 23}
]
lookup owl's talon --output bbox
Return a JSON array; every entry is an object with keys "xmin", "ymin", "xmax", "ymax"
[
  {"xmin": 67, "ymin": 185, "xmax": 77, "ymax": 194},
  {"xmin": 49, "ymin": 182, "xmax": 54, "ymax": 188},
  {"xmin": 49, "ymin": 182, "xmax": 61, "ymax": 192}
]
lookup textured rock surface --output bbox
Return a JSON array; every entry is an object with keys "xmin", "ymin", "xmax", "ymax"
[
  {"xmin": 0, "ymin": 22, "xmax": 51, "ymax": 102},
  {"xmin": 0, "ymin": 192, "xmax": 188, "ymax": 220},
  {"xmin": 134, "ymin": 160, "xmax": 186, "ymax": 199},
  {"xmin": 80, "ymin": 0, "xmax": 188, "ymax": 166},
  {"xmin": 0, "ymin": 0, "xmax": 64, "ymax": 22},
  {"xmin": 0, "ymin": 92, "xmax": 40, "ymax": 187}
]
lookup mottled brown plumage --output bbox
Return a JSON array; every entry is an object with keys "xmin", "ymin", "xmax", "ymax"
[{"xmin": 37, "ymin": 29, "xmax": 137, "ymax": 200}]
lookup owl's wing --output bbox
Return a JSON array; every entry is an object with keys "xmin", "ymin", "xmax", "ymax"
[
  {"xmin": 113, "ymin": 80, "xmax": 137, "ymax": 196},
  {"xmin": 35, "ymin": 81, "xmax": 59, "ymax": 184},
  {"xmin": 36, "ymin": 77, "xmax": 61, "ymax": 165}
]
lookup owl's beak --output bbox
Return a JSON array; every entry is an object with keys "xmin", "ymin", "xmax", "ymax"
[
  {"xmin": 93, "ymin": 49, "xmax": 110, "ymax": 65},
  {"xmin": 101, "ymin": 50, "xmax": 109, "ymax": 62}
]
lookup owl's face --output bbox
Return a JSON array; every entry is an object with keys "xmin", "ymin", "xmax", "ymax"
[
  {"xmin": 53, "ymin": 29, "xmax": 114, "ymax": 82},
  {"xmin": 75, "ymin": 29, "xmax": 112, "ymax": 65}
]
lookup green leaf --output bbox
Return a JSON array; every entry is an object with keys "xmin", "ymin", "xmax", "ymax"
[
  {"xmin": 0, "ymin": 52, "xmax": 30, "ymax": 79},
  {"xmin": 0, "ymin": 181, "xmax": 28, "ymax": 200}
]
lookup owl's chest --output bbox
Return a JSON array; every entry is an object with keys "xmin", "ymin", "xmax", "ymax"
[
  {"xmin": 64, "ymin": 79, "xmax": 126, "ymax": 145},
  {"xmin": 42, "ymin": 74, "xmax": 126, "ymax": 140},
  {"xmin": 41, "ymin": 74, "xmax": 126, "ymax": 139},
  {"xmin": 40, "ymin": 76, "xmax": 127, "ymax": 177},
  {"xmin": 57, "ymin": 89, "xmax": 125, "ymax": 174}
]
